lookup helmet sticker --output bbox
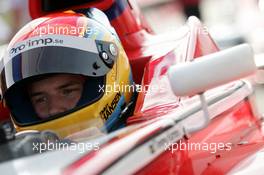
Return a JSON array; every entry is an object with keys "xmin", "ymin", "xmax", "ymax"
[
  {"xmin": 6, "ymin": 35, "xmax": 98, "ymax": 62},
  {"xmin": 100, "ymin": 92, "xmax": 122, "ymax": 121}
]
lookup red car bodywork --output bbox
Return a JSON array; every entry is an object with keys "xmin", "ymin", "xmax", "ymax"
[
  {"xmin": 1, "ymin": 0, "xmax": 263, "ymax": 174},
  {"xmin": 0, "ymin": 103, "xmax": 9, "ymax": 123},
  {"xmin": 62, "ymin": 19, "xmax": 263, "ymax": 173}
]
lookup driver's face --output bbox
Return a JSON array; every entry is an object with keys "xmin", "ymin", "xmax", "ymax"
[{"xmin": 28, "ymin": 74, "xmax": 85, "ymax": 119}]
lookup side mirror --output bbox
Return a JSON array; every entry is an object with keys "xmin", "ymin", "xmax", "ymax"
[
  {"xmin": 168, "ymin": 44, "xmax": 256, "ymax": 97},
  {"xmin": 168, "ymin": 44, "xmax": 256, "ymax": 134}
]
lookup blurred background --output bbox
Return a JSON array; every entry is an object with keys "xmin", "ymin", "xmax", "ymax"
[
  {"xmin": 0, "ymin": 0, "xmax": 30, "ymax": 45},
  {"xmin": 0, "ymin": 0, "xmax": 264, "ymax": 51},
  {"xmin": 138, "ymin": 0, "xmax": 264, "ymax": 51}
]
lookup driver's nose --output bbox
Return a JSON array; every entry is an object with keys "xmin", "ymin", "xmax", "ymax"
[{"xmin": 48, "ymin": 97, "xmax": 67, "ymax": 116}]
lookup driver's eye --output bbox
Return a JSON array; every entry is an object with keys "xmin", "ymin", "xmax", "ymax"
[
  {"xmin": 61, "ymin": 86, "xmax": 82, "ymax": 97},
  {"xmin": 62, "ymin": 89, "xmax": 75, "ymax": 96},
  {"xmin": 32, "ymin": 96, "xmax": 48, "ymax": 105}
]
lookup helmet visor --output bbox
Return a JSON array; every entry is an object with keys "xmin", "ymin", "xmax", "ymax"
[{"xmin": 2, "ymin": 35, "xmax": 118, "ymax": 90}]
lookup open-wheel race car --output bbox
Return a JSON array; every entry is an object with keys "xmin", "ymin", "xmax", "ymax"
[{"xmin": 1, "ymin": 0, "xmax": 264, "ymax": 175}]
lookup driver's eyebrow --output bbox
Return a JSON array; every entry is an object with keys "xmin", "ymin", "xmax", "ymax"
[
  {"xmin": 28, "ymin": 81, "xmax": 83, "ymax": 98},
  {"xmin": 29, "ymin": 92, "xmax": 44, "ymax": 98},
  {"xmin": 56, "ymin": 81, "xmax": 82, "ymax": 90}
]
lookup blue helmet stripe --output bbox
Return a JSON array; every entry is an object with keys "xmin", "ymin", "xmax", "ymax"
[
  {"xmin": 104, "ymin": 0, "xmax": 128, "ymax": 21},
  {"xmin": 12, "ymin": 55, "xmax": 22, "ymax": 83}
]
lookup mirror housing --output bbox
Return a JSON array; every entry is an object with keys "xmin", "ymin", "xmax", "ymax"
[{"xmin": 168, "ymin": 44, "xmax": 257, "ymax": 97}]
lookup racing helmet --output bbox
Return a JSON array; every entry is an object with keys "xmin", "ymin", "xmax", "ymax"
[{"xmin": 0, "ymin": 8, "xmax": 135, "ymax": 139}]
